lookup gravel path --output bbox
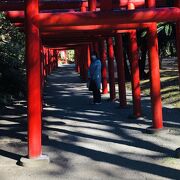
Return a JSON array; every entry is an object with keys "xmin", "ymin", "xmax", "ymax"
[{"xmin": 0, "ymin": 65, "xmax": 180, "ymax": 180}]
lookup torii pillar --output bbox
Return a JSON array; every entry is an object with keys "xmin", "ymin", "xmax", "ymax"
[
  {"xmin": 99, "ymin": 38, "xmax": 108, "ymax": 94},
  {"xmin": 128, "ymin": 2, "xmax": 142, "ymax": 118},
  {"xmin": 100, "ymin": 0, "xmax": 116, "ymax": 100},
  {"xmin": 175, "ymin": 0, "xmax": 180, "ymax": 158},
  {"xmin": 45, "ymin": 48, "xmax": 49, "ymax": 76},
  {"xmin": 88, "ymin": 0, "xmax": 96, "ymax": 11},
  {"xmin": 107, "ymin": 37, "xmax": 116, "ymax": 101},
  {"xmin": 48, "ymin": 49, "xmax": 51, "ymax": 75},
  {"xmin": 146, "ymin": 0, "xmax": 163, "ymax": 131},
  {"xmin": 115, "ymin": 34, "xmax": 127, "ymax": 108},
  {"xmin": 75, "ymin": 48, "xmax": 80, "ymax": 73},
  {"xmin": 175, "ymin": 0, "xmax": 180, "ymax": 85},
  {"xmin": 93, "ymin": 41, "xmax": 100, "ymax": 58},
  {"xmin": 20, "ymin": 0, "xmax": 49, "ymax": 165}
]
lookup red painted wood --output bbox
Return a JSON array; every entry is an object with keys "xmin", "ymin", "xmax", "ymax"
[
  {"xmin": 0, "ymin": 0, "xmax": 168, "ymax": 11},
  {"xmin": 99, "ymin": 39, "xmax": 108, "ymax": 94},
  {"xmin": 40, "ymin": 23, "xmax": 151, "ymax": 33},
  {"xmin": 129, "ymin": 31, "xmax": 142, "ymax": 117},
  {"xmin": 93, "ymin": 41, "xmax": 100, "ymax": 58},
  {"xmin": 81, "ymin": 1, "xmax": 87, "ymax": 12},
  {"xmin": 83, "ymin": 45, "xmax": 89, "ymax": 81},
  {"xmin": 87, "ymin": 45, "xmax": 91, "ymax": 68},
  {"xmin": 128, "ymin": 3, "xmax": 141, "ymax": 117},
  {"xmin": 45, "ymin": 48, "xmax": 49, "ymax": 76},
  {"xmin": 107, "ymin": 37, "xmax": 116, "ymax": 101},
  {"xmin": 47, "ymin": 49, "xmax": 51, "ymax": 74},
  {"xmin": 115, "ymin": 34, "xmax": 127, "ymax": 108},
  {"xmin": 25, "ymin": 0, "xmax": 42, "ymax": 159},
  {"xmin": 100, "ymin": 0, "xmax": 113, "ymax": 10},
  {"xmin": 88, "ymin": 0, "xmax": 96, "ymax": 11},
  {"xmin": 175, "ymin": 1, "xmax": 180, "ymax": 85},
  {"xmin": 146, "ymin": 0, "xmax": 163, "ymax": 129},
  {"xmin": 75, "ymin": 48, "xmax": 80, "ymax": 73},
  {"xmin": 36, "ymin": 8, "xmax": 180, "ymax": 27},
  {"xmin": 7, "ymin": 8, "xmax": 178, "ymax": 26},
  {"xmin": 147, "ymin": 23, "xmax": 163, "ymax": 129}
]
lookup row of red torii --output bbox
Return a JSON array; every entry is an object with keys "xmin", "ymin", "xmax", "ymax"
[{"xmin": 1, "ymin": 0, "xmax": 180, "ymax": 161}]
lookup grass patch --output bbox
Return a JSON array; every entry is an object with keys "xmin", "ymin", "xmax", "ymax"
[{"xmin": 125, "ymin": 69, "xmax": 180, "ymax": 108}]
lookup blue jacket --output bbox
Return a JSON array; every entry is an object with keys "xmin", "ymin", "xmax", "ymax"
[{"xmin": 88, "ymin": 59, "xmax": 101, "ymax": 89}]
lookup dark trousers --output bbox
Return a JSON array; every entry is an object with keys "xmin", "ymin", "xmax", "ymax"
[{"xmin": 93, "ymin": 86, "xmax": 101, "ymax": 103}]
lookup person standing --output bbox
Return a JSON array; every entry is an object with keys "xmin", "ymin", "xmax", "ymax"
[{"xmin": 88, "ymin": 52, "xmax": 102, "ymax": 104}]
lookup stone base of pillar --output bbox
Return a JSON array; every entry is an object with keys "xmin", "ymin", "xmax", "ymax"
[
  {"xmin": 21, "ymin": 134, "xmax": 49, "ymax": 142},
  {"xmin": 128, "ymin": 114, "xmax": 145, "ymax": 121},
  {"xmin": 18, "ymin": 154, "xmax": 50, "ymax": 167},
  {"xmin": 119, "ymin": 104, "xmax": 129, "ymax": 109},
  {"xmin": 175, "ymin": 148, "xmax": 180, "ymax": 158},
  {"xmin": 145, "ymin": 126, "xmax": 169, "ymax": 135}
]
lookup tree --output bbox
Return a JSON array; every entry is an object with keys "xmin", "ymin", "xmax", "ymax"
[{"xmin": 0, "ymin": 13, "xmax": 25, "ymax": 104}]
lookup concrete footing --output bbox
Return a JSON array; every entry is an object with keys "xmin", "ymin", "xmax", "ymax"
[
  {"xmin": 19, "ymin": 155, "xmax": 50, "ymax": 167},
  {"xmin": 145, "ymin": 126, "xmax": 169, "ymax": 134},
  {"xmin": 21, "ymin": 134, "xmax": 49, "ymax": 142},
  {"xmin": 175, "ymin": 148, "xmax": 180, "ymax": 158},
  {"xmin": 128, "ymin": 114, "xmax": 145, "ymax": 121}
]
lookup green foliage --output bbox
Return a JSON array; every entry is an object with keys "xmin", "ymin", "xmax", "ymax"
[
  {"xmin": 157, "ymin": 22, "xmax": 176, "ymax": 57},
  {"xmin": 0, "ymin": 13, "xmax": 25, "ymax": 105},
  {"xmin": 58, "ymin": 50, "xmax": 75, "ymax": 64},
  {"xmin": 67, "ymin": 50, "xmax": 75, "ymax": 63},
  {"xmin": 138, "ymin": 22, "xmax": 176, "ymax": 58}
]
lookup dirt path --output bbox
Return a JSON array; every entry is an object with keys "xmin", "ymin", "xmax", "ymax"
[{"xmin": 0, "ymin": 65, "xmax": 179, "ymax": 180}]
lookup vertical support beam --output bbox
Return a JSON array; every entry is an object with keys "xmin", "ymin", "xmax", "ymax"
[
  {"xmin": 129, "ymin": 30, "xmax": 141, "ymax": 117},
  {"xmin": 101, "ymin": 0, "xmax": 115, "ymax": 99},
  {"xmin": 115, "ymin": 34, "xmax": 127, "ymax": 108},
  {"xmin": 48, "ymin": 49, "xmax": 51, "ymax": 74},
  {"xmin": 100, "ymin": 0, "xmax": 112, "ymax": 10},
  {"xmin": 128, "ymin": 3, "xmax": 141, "ymax": 117},
  {"xmin": 57, "ymin": 50, "xmax": 60, "ymax": 67},
  {"xmin": 145, "ymin": 0, "xmax": 155, "ymax": 7},
  {"xmin": 87, "ymin": 44, "xmax": 91, "ymax": 68},
  {"xmin": 107, "ymin": 37, "xmax": 116, "ymax": 101},
  {"xmin": 75, "ymin": 48, "xmax": 80, "ymax": 73},
  {"xmin": 79, "ymin": 47, "xmax": 83, "ymax": 79},
  {"xmin": 40, "ymin": 44, "xmax": 44, "ymax": 90},
  {"xmin": 25, "ymin": 0, "xmax": 42, "ymax": 158},
  {"xmin": 88, "ymin": 0, "xmax": 96, "ymax": 11},
  {"xmin": 50, "ymin": 49, "xmax": 53, "ymax": 71},
  {"xmin": 81, "ymin": 1, "xmax": 87, "ymax": 12},
  {"xmin": 83, "ymin": 45, "xmax": 89, "ymax": 81},
  {"xmin": 53, "ymin": 50, "xmax": 58, "ymax": 69},
  {"xmin": 146, "ymin": 0, "xmax": 163, "ymax": 129},
  {"xmin": 77, "ymin": 48, "xmax": 81, "ymax": 73},
  {"xmin": 175, "ymin": 1, "xmax": 180, "ymax": 155},
  {"xmin": 80, "ymin": 2, "xmax": 87, "ymax": 81},
  {"xmin": 44, "ymin": 48, "xmax": 48, "ymax": 77},
  {"xmin": 175, "ymin": 0, "xmax": 180, "ymax": 85},
  {"xmin": 74, "ymin": 48, "xmax": 78, "ymax": 72},
  {"xmin": 147, "ymin": 24, "xmax": 163, "ymax": 129},
  {"xmin": 55, "ymin": 50, "xmax": 58, "ymax": 68},
  {"xmin": 64, "ymin": 50, "xmax": 67, "ymax": 64},
  {"xmin": 99, "ymin": 38, "xmax": 108, "ymax": 94},
  {"xmin": 93, "ymin": 41, "xmax": 100, "ymax": 58},
  {"xmin": 89, "ymin": 43, "xmax": 94, "ymax": 53},
  {"xmin": 42, "ymin": 47, "xmax": 47, "ymax": 78}
]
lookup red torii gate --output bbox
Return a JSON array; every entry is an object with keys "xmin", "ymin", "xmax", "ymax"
[{"xmin": 1, "ymin": 0, "xmax": 180, "ymax": 164}]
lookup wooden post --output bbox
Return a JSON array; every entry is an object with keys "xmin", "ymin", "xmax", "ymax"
[
  {"xmin": 99, "ymin": 38, "xmax": 108, "ymax": 94},
  {"xmin": 107, "ymin": 37, "xmax": 116, "ymax": 101},
  {"xmin": 25, "ymin": 0, "xmax": 42, "ymax": 158},
  {"xmin": 146, "ymin": 0, "xmax": 163, "ymax": 129},
  {"xmin": 115, "ymin": 34, "xmax": 127, "ymax": 108}
]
